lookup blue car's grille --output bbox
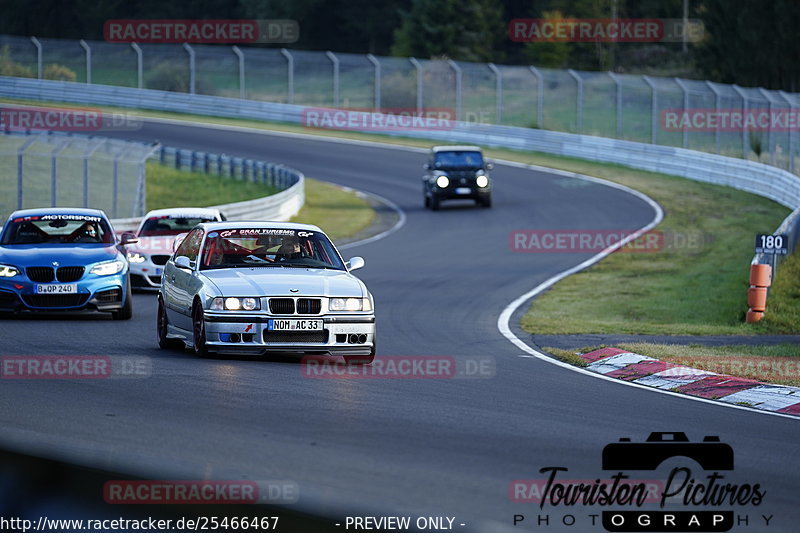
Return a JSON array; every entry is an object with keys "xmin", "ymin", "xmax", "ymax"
[
  {"xmin": 21, "ymin": 294, "xmax": 90, "ymax": 308},
  {"xmin": 57, "ymin": 266, "xmax": 84, "ymax": 282},
  {"xmin": 26, "ymin": 267, "xmax": 54, "ymax": 282},
  {"xmin": 26, "ymin": 266, "xmax": 85, "ymax": 282}
]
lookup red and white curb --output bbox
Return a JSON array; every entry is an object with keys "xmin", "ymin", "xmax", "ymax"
[{"xmin": 580, "ymin": 347, "xmax": 800, "ymax": 416}]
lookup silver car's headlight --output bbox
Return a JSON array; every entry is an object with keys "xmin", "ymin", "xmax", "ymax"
[
  {"xmin": 210, "ymin": 297, "xmax": 260, "ymax": 311},
  {"xmin": 476, "ymin": 174, "xmax": 489, "ymax": 188},
  {"xmin": 329, "ymin": 297, "xmax": 371, "ymax": 312},
  {"xmin": 127, "ymin": 252, "xmax": 146, "ymax": 263},
  {"xmin": 0, "ymin": 264, "xmax": 20, "ymax": 277},
  {"xmin": 90, "ymin": 260, "xmax": 125, "ymax": 276},
  {"xmin": 436, "ymin": 175, "xmax": 450, "ymax": 188}
]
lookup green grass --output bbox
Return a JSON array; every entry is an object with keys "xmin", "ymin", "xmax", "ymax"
[
  {"xmin": 290, "ymin": 179, "xmax": 375, "ymax": 242},
  {"xmin": 2, "ymin": 97, "xmax": 795, "ymax": 333},
  {"xmin": 762, "ymin": 251, "xmax": 800, "ymax": 332},
  {"xmin": 146, "ymin": 162, "xmax": 280, "ymax": 210},
  {"xmin": 147, "ymin": 165, "xmax": 374, "ymax": 241},
  {"xmin": 512, "ymin": 156, "xmax": 792, "ymax": 335}
]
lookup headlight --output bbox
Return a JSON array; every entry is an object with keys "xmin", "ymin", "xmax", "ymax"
[
  {"xmin": 436, "ymin": 175, "xmax": 450, "ymax": 188},
  {"xmin": 127, "ymin": 252, "xmax": 146, "ymax": 263},
  {"xmin": 210, "ymin": 297, "xmax": 260, "ymax": 311},
  {"xmin": 0, "ymin": 264, "xmax": 20, "ymax": 277},
  {"xmin": 329, "ymin": 297, "xmax": 370, "ymax": 312},
  {"xmin": 476, "ymin": 175, "xmax": 489, "ymax": 188},
  {"xmin": 90, "ymin": 260, "xmax": 125, "ymax": 276}
]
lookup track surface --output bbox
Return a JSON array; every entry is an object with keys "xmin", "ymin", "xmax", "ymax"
[{"xmin": 1, "ymin": 121, "xmax": 797, "ymax": 531}]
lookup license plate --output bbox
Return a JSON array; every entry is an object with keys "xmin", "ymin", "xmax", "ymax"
[
  {"xmin": 455, "ymin": 187, "xmax": 472, "ymax": 195},
  {"xmin": 36, "ymin": 284, "xmax": 77, "ymax": 294},
  {"xmin": 267, "ymin": 319, "xmax": 322, "ymax": 331}
]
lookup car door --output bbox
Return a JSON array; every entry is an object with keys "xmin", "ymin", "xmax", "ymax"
[{"xmin": 166, "ymin": 228, "xmax": 203, "ymax": 330}]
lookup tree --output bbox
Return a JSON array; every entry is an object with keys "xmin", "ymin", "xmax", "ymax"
[{"xmin": 391, "ymin": 0, "xmax": 504, "ymax": 62}]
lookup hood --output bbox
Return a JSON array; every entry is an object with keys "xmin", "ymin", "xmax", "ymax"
[
  {"xmin": 129, "ymin": 235, "xmax": 176, "ymax": 256},
  {"xmin": 0, "ymin": 244, "xmax": 121, "ymax": 267},
  {"xmin": 200, "ymin": 267, "xmax": 365, "ymax": 298}
]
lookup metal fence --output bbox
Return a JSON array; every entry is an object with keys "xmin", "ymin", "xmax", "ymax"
[
  {"xmin": 0, "ymin": 131, "xmax": 156, "ymax": 219},
  {"xmin": 1, "ymin": 34, "xmax": 798, "ymax": 175},
  {"xmin": 0, "ymin": 132, "xmax": 305, "ymax": 226}
]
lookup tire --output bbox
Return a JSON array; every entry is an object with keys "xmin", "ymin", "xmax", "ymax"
[
  {"xmin": 479, "ymin": 195, "xmax": 492, "ymax": 208},
  {"xmin": 424, "ymin": 195, "xmax": 430, "ymax": 208},
  {"xmin": 157, "ymin": 297, "xmax": 183, "ymax": 349},
  {"xmin": 192, "ymin": 301, "xmax": 210, "ymax": 358},
  {"xmin": 111, "ymin": 280, "xmax": 133, "ymax": 320},
  {"xmin": 344, "ymin": 339, "xmax": 375, "ymax": 365},
  {"xmin": 430, "ymin": 196, "xmax": 440, "ymax": 211}
]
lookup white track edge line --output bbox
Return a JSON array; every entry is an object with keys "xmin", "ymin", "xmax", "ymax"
[{"xmin": 496, "ymin": 163, "xmax": 799, "ymax": 422}]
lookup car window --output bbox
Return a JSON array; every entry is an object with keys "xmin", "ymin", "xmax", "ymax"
[
  {"xmin": 433, "ymin": 151, "xmax": 484, "ymax": 170},
  {"xmin": 200, "ymin": 228, "xmax": 345, "ymax": 271},
  {"xmin": 0, "ymin": 214, "xmax": 114, "ymax": 245},
  {"xmin": 139, "ymin": 215, "xmax": 217, "ymax": 236},
  {"xmin": 174, "ymin": 228, "xmax": 204, "ymax": 263}
]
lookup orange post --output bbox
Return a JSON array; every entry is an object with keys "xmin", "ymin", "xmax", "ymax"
[{"xmin": 745, "ymin": 263, "xmax": 772, "ymax": 323}]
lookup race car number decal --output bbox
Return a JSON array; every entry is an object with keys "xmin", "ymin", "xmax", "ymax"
[{"xmin": 267, "ymin": 319, "xmax": 322, "ymax": 331}]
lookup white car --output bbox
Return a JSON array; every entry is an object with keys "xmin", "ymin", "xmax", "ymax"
[
  {"xmin": 157, "ymin": 222, "xmax": 376, "ymax": 364},
  {"xmin": 125, "ymin": 208, "xmax": 225, "ymax": 290}
]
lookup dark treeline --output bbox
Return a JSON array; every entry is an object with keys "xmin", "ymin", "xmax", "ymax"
[{"xmin": 0, "ymin": 0, "xmax": 797, "ymax": 90}]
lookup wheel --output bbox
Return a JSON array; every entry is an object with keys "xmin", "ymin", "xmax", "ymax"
[
  {"xmin": 344, "ymin": 339, "xmax": 375, "ymax": 365},
  {"xmin": 478, "ymin": 195, "xmax": 492, "ymax": 208},
  {"xmin": 111, "ymin": 280, "xmax": 133, "ymax": 320},
  {"xmin": 192, "ymin": 301, "xmax": 210, "ymax": 358},
  {"xmin": 430, "ymin": 196, "xmax": 440, "ymax": 211},
  {"xmin": 424, "ymin": 195, "xmax": 430, "ymax": 208},
  {"xmin": 157, "ymin": 297, "xmax": 183, "ymax": 349}
]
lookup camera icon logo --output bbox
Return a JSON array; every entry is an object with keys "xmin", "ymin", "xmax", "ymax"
[{"xmin": 603, "ymin": 432, "xmax": 734, "ymax": 471}]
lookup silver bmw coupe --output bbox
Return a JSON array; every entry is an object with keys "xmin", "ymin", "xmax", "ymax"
[{"xmin": 157, "ymin": 222, "xmax": 376, "ymax": 363}]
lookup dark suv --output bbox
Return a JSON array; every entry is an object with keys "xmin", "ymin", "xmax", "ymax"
[{"xmin": 423, "ymin": 145, "xmax": 493, "ymax": 210}]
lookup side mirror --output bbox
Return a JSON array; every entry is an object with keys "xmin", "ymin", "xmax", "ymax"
[
  {"xmin": 174, "ymin": 256, "xmax": 192, "ymax": 270},
  {"xmin": 173, "ymin": 232, "xmax": 189, "ymax": 253},
  {"xmin": 423, "ymin": 163, "xmax": 431, "ymax": 170},
  {"xmin": 346, "ymin": 256, "xmax": 365, "ymax": 271},
  {"xmin": 485, "ymin": 161, "xmax": 494, "ymax": 170},
  {"xmin": 120, "ymin": 232, "xmax": 138, "ymax": 246}
]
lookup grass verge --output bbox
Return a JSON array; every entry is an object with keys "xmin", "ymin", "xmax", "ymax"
[
  {"xmin": 148, "ymin": 164, "xmax": 374, "ymax": 241},
  {"xmin": 4, "ymin": 97, "xmax": 795, "ymax": 332}
]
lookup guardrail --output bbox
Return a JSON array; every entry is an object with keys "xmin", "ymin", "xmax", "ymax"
[
  {"xmin": 0, "ymin": 126, "xmax": 304, "ymax": 232},
  {"xmin": 1, "ymin": 75, "xmax": 796, "ymax": 266},
  {"xmin": 112, "ymin": 146, "xmax": 304, "ymax": 232}
]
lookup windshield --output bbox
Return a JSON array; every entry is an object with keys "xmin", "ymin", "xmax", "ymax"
[
  {"xmin": 200, "ymin": 228, "xmax": 345, "ymax": 271},
  {"xmin": 433, "ymin": 151, "xmax": 484, "ymax": 170},
  {"xmin": 0, "ymin": 214, "xmax": 114, "ymax": 245},
  {"xmin": 139, "ymin": 215, "xmax": 217, "ymax": 236}
]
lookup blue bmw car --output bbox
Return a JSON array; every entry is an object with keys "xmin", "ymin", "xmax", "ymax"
[{"xmin": 0, "ymin": 208, "xmax": 136, "ymax": 319}]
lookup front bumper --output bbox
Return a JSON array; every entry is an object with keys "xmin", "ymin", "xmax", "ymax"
[
  {"xmin": 202, "ymin": 313, "xmax": 376, "ymax": 356},
  {"xmin": 0, "ymin": 275, "xmax": 127, "ymax": 313},
  {"xmin": 432, "ymin": 186, "xmax": 491, "ymax": 200}
]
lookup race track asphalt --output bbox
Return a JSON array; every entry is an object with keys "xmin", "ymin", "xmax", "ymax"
[{"xmin": 0, "ymin": 120, "xmax": 796, "ymax": 531}]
